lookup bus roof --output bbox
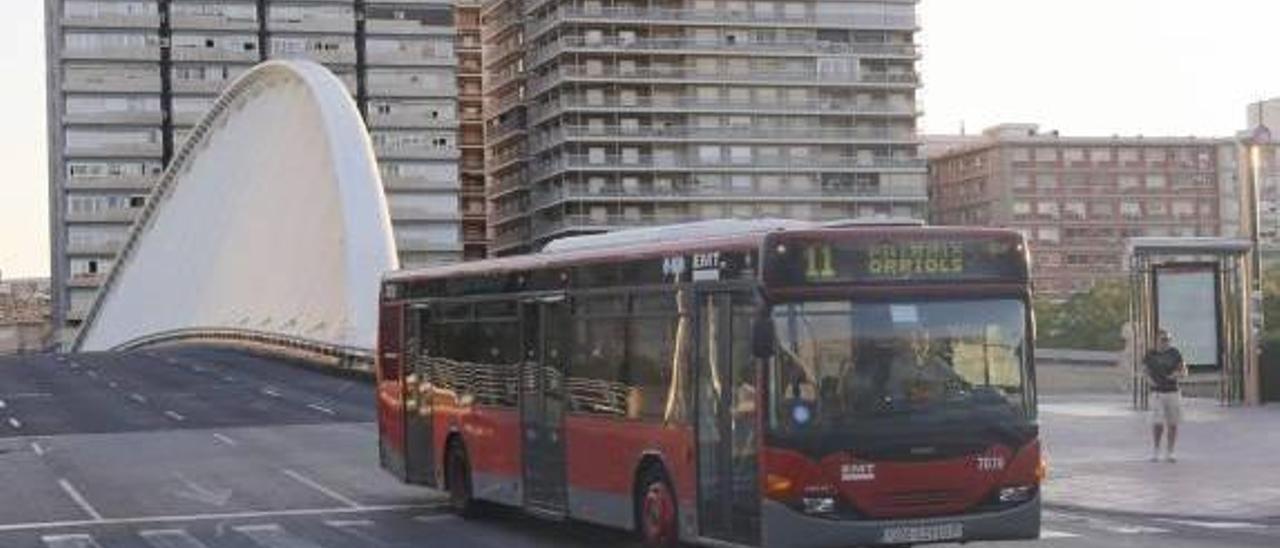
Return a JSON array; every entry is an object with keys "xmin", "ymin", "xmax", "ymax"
[{"xmin": 384, "ymin": 221, "xmax": 1023, "ymax": 284}]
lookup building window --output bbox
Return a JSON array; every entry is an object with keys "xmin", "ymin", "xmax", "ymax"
[
  {"xmin": 1121, "ymin": 201, "xmax": 1141, "ymax": 218},
  {"xmin": 1036, "ymin": 201, "xmax": 1059, "ymax": 219},
  {"xmin": 1038, "ymin": 227, "xmax": 1060, "ymax": 244},
  {"xmin": 1145, "ymin": 174, "xmax": 1167, "ymax": 189}
]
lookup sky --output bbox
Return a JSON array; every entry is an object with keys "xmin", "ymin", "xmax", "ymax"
[{"xmin": 3, "ymin": 0, "xmax": 1280, "ymax": 279}]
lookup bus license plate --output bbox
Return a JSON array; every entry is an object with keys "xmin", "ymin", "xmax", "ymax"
[{"xmin": 880, "ymin": 523, "xmax": 964, "ymax": 544}]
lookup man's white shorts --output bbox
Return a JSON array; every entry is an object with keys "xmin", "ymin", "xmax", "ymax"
[{"xmin": 1151, "ymin": 391, "xmax": 1183, "ymax": 426}]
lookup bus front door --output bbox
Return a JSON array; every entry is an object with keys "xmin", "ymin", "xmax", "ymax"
[
  {"xmin": 696, "ymin": 292, "xmax": 762, "ymax": 545},
  {"xmin": 403, "ymin": 305, "xmax": 435, "ymax": 486},
  {"xmin": 521, "ymin": 297, "xmax": 569, "ymax": 513}
]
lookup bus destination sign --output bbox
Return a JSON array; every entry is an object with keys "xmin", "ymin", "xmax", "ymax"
[{"xmin": 768, "ymin": 236, "xmax": 1026, "ymax": 284}]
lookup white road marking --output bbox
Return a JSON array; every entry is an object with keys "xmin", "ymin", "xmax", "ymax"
[
  {"xmin": 107, "ymin": 382, "xmax": 119, "ymax": 389},
  {"xmin": 413, "ymin": 514, "xmax": 459, "ymax": 523},
  {"xmin": 0, "ymin": 503, "xmax": 445, "ymax": 533},
  {"xmin": 31, "ymin": 441, "xmax": 45, "ymax": 456},
  {"xmin": 281, "ymin": 469, "xmax": 362, "ymax": 509},
  {"xmin": 232, "ymin": 523, "xmax": 324, "ymax": 548},
  {"xmin": 130, "ymin": 393, "xmax": 148, "ymax": 404},
  {"xmin": 222, "ymin": 376, "xmax": 236, "ymax": 383},
  {"xmin": 58, "ymin": 479, "xmax": 104, "ymax": 521},
  {"xmin": 0, "ymin": 392, "xmax": 53, "ymax": 399},
  {"xmin": 306, "ymin": 403, "xmax": 336, "ymax": 416},
  {"xmin": 41, "ymin": 533, "xmax": 102, "ymax": 548},
  {"xmin": 86, "ymin": 370, "xmax": 99, "ymax": 379},
  {"xmin": 212, "ymin": 433, "xmax": 237, "ymax": 446},
  {"xmin": 1155, "ymin": 518, "xmax": 1269, "ymax": 530},
  {"xmin": 1040, "ymin": 529, "xmax": 1081, "ymax": 539},
  {"xmin": 139, "ymin": 529, "xmax": 211, "ymax": 548},
  {"xmin": 8, "ymin": 417, "xmax": 22, "ymax": 429},
  {"xmin": 0, "ymin": 399, "xmax": 6, "ymax": 409},
  {"xmin": 324, "ymin": 519, "xmax": 374, "ymax": 528},
  {"xmin": 262, "ymin": 387, "xmax": 282, "ymax": 398},
  {"xmin": 164, "ymin": 411, "xmax": 185, "ymax": 422}
]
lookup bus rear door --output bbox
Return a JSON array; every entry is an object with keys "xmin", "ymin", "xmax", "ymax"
[
  {"xmin": 378, "ymin": 303, "xmax": 407, "ymax": 479},
  {"xmin": 403, "ymin": 304, "xmax": 435, "ymax": 486},
  {"xmin": 521, "ymin": 296, "xmax": 570, "ymax": 513}
]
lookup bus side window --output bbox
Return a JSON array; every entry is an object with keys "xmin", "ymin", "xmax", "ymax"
[{"xmin": 627, "ymin": 294, "xmax": 686, "ymax": 422}]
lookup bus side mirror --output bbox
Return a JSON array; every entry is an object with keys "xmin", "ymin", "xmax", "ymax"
[{"xmin": 752, "ymin": 317, "xmax": 775, "ymax": 359}]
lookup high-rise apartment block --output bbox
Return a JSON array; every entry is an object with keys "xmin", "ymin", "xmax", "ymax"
[
  {"xmin": 45, "ymin": 0, "xmax": 461, "ymax": 340},
  {"xmin": 927, "ymin": 124, "xmax": 1240, "ymax": 295},
  {"xmin": 481, "ymin": 0, "xmax": 927, "ymax": 255}
]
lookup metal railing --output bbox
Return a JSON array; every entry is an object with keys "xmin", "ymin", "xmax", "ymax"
[
  {"xmin": 529, "ymin": 96, "xmax": 917, "ymax": 124},
  {"xmin": 116, "ymin": 328, "xmax": 374, "ymax": 375},
  {"xmin": 528, "ymin": 154, "xmax": 925, "ymax": 181},
  {"xmin": 530, "ymin": 124, "xmax": 916, "ymax": 152},
  {"xmin": 529, "ymin": 185, "xmax": 920, "ymax": 209},
  {"xmin": 527, "ymin": 65, "xmax": 917, "ymax": 96},
  {"xmin": 528, "ymin": 35, "xmax": 918, "ymax": 68},
  {"xmin": 527, "ymin": 6, "xmax": 918, "ymax": 39}
]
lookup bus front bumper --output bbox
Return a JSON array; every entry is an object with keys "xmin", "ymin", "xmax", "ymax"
[{"xmin": 762, "ymin": 494, "xmax": 1041, "ymax": 548}]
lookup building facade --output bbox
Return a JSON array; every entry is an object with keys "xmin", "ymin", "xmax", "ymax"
[
  {"xmin": 456, "ymin": 0, "xmax": 489, "ymax": 259},
  {"xmin": 928, "ymin": 124, "xmax": 1239, "ymax": 295},
  {"xmin": 45, "ymin": 0, "xmax": 461, "ymax": 341},
  {"xmin": 0, "ymin": 278, "xmax": 53, "ymax": 354},
  {"xmin": 481, "ymin": 0, "xmax": 928, "ymax": 255}
]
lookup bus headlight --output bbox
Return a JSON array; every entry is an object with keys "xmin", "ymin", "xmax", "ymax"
[
  {"xmin": 802, "ymin": 496, "xmax": 836, "ymax": 515},
  {"xmin": 998, "ymin": 485, "xmax": 1036, "ymax": 503}
]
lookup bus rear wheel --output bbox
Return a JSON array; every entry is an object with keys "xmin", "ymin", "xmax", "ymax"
[
  {"xmin": 637, "ymin": 468, "xmax": 678, "ymax": 548},
  {"xmin": 446, "ymin": 442, "xmax": 479, "ymax": 518}
]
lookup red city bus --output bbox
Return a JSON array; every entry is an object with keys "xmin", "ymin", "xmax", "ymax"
[{"xmin": 376, "ymin": 221, "xmax": 1042, "ymax": 547}]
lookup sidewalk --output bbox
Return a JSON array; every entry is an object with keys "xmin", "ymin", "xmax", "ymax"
[{"xmin": 1040, "ymin": 393, "xmax": 1280, "ymax": 520}]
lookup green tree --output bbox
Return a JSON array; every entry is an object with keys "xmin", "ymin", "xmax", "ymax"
[{"xmin": 1034, "ymin": 279, "xmax": 1130, "ymax": 351}]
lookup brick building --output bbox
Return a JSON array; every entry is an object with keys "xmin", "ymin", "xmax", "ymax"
[{"xmin": 927, "ymin": 124, "xmax": 1240, "ymax": 295}]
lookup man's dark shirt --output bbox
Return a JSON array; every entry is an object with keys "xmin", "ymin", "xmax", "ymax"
[{"xmin": 1144, "ymin": 347, "xmax": 1183, "ymax": 393}]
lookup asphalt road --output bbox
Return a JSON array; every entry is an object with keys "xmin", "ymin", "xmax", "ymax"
[{"xmin": 1, "ymin": 346, "xmax": 1277, "ymax": 548}]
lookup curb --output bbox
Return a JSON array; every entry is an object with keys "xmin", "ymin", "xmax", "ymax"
[{"xmin": 1045, "ymin": 502, "xmax": 1280, "ymax": 524}]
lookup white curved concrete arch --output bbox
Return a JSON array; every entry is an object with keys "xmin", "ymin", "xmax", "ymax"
[{"xmin": 75, "ymin": 60, "xmax": 398, "ymax": 353}]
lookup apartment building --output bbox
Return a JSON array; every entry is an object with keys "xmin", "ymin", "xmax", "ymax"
[
  {"xmin": 481, "ymin": 0, "xmax": 928, "ymax": 255},
  {"xmin": 928, "ymin": 124, "xmax": 1240, "ymax": 295},
  {"xmin": 456, "ymin": 0, "xmax": 488, "ymax": 258},
  {"xmin": 45, "ymin": 0, "xmax": 461, "ymax": 340}
]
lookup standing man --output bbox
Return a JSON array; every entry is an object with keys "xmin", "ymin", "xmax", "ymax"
[{"xmin": 1144, "ymin": 329, "xmax": 1188, "ymax": 462}]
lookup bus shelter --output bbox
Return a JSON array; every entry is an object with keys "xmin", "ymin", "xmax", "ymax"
[{"xmin": 1128, "ymin": 237, "xmax": 1256, "ymax": 408}]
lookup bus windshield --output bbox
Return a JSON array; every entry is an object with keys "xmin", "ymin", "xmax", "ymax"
[{"xmin": 767, "ymin": 298, "xmax": 1030, "ymax": 435}]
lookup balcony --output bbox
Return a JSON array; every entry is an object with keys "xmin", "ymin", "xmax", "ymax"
[
  {"xmin": 528, "ymin": 95, "xmax": 917, "ymax": 124},
  {"xmin": 528, "ymin": 154, "xmax": 926, "ymax": 182},
  {"xmin": 170, "ymin": 13, "xmax": 258, "ymax": 32},
  {"xmin": 63, "ymin": 111, "xmax": 163, "ymax": 125},
  {"xmin": 67, "ymin": 239, "xmax": 126, "ymax": 256},
  {"xmin": 389, "ymin": 209, "xmax": 463, "ymax": 223},
  {"xmin": 65, "ymin": 174, "xmax": 156, "ymax": 191},
  {"xmin": 65, "ymin": 141, "xmax": 162, "ymax": 158},
  {"xmin": 63, "ymin": 44, "xmax": 160, "ymax": 62},
  {"xmin": 479, "ymin": 10, "xmax": 522, "ymax": 42},
  {"xmin": 530, "ymin": 184, "xmax": 927, "ymax": 210},
  {"xmin": 530, "ymin": 125, "xmax": 917, "ymax": 153},
  {"xmin": 526, "ymin": 6, "xmax": 918, "ymax": 40},
  {"xmin": 67, "ymin": 274, "xmax": 107, "ymax": 290},
  {"xmin": 63, "ymin": 70, "xmax": 161, "ymax": 93},
  {"xmin": 528, "ymin": 35, "xmax": 919, "ymax": 69},
  {"xmin": 172, "ymin": 45, "xmax": 259, "ymax": 63},
  {"xmin": 526, "ymin": 65, "xmax": 917, "ymax": 97},
  {"xmin": 65, "ymin": 208, "xmax": 139, "ymax": 224},
  {"xmin": 63, "ymin": 11, "xmax": 160, "ymax": 29},
  {"xmin": 483, "ymin": 93, "xmax": 524, "ymax": 119},
  {"xmin": 486, "ymin": 119, "xmax": 527, "ymax": 146},
  {"xmin": 483, "ymin": 67, "xmax": 524, "ymax": 94}
]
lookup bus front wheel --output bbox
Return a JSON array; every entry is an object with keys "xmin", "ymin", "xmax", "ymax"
[
  {"xmin": 636, "ymin": 468, "xmax": 678, "ymax": 548},
  {"xmin": 446, "ymin": 442, "xmax": 479, "ymax": 518}
]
